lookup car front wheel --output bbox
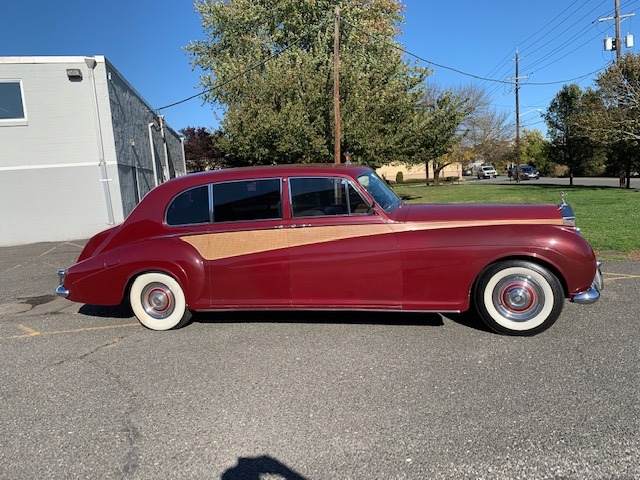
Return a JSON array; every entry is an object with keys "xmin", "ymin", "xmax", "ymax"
[
  {"xmin": 474, "ymin": 260, "xmax": 564, "ymax": 336},
  {"xmin": 129, "ymin": 272, "xmax": 192, "ymax": 330}
]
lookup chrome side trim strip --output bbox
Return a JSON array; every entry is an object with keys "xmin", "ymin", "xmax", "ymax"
[{"xmin": 196, "ymin": 307, "xmax": 461, "ymax": 314}]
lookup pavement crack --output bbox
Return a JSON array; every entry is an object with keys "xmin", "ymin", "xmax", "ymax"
[
  {"xmin": 103, "ymin": 366, "xmax": 141, "ymax": 478},
  {"xmin": 52, "ymin": 338, "xmax": 122, "ymax": 366}
]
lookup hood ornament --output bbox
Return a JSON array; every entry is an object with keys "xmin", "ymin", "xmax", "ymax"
[{"xmin": 559, "ymin": 191, "xmax": 567, "ymax": 208}]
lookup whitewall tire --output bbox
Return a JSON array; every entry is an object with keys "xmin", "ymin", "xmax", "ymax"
[
  {"xmin": 129, "ymin": 272, "xmax": 192, "ymax": 330},
  {"xmin": 474, "ymin": 261, "xmax": 564, "ymax": 336}
]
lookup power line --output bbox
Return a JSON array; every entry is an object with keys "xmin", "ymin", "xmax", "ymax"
[
  {"xmin": 523, "ymin": 1, "xmax": 608, "ymax": 71},
  {"xmin": 517, "ymin": 0, "xmax": 586, "ymax": 52},
  {"xmin": 482, "ymin": 0, "xmax": 604, "ymax": 97},
  {"xmin": 157, "ymin": 7, "xmax": 612, "ymax": 113},
  {"xmin": 342, "ymin": 18, "xmax": 608, "ymax": 86},
  {"xmin": 521, "ymin": 0, "xmax": 607, "ymax": 57}
]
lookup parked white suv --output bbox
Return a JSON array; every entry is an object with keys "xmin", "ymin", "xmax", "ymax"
[{"xmin": 477, "ymin": 165, "xmax": 497, "ymax": 179}]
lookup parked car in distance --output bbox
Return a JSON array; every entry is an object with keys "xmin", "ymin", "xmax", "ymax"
[
  {"xmin": 509, "ymin": 165, "xmax": 540, "ymax": 180},
  {"xmin": 477, "ymin": 165, "xmax": 498, "ymax": 179},
  {"xmin": 462, "ymin": 168, "xmax": 473, "ymax": 176},
  {"xmin": 56, "ymin": 164, "xmax": 602, "ymax": 336}
]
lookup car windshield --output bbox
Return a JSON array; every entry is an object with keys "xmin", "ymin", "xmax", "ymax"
[{"xmin": 357, "ymin": 171, "xmax": 403, "ymax": 213}]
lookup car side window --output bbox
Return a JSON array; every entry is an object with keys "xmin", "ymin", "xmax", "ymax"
[
  {"xmin": 166, "ymin": 185, "xmax": 210, "ymax": 226},
  {"xmin": 290, "ymin": 177, "xmax": 370, "ymax": 218},
  {"xmin": 213, "ymin": 179, "xmax": 282, "ymax": 222}
]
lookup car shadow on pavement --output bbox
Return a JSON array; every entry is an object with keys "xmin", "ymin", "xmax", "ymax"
[
  {"xmin": 76, "ymin": 303, "xmax": 494, "ymax": 332},
  {"xmin": 442, "ymin": 311, "xmax": 493, "ymax": 334},
  {"xmin": 76, "ymin": 304, "xmax": 482, "ymax": 330},
  {"xmin": 221, "ymin": 455, "xmax": 307, "ymax": 480},
  {"xmin": 192, "ymin": 310, "xmax": 444, "ymax": 327},
  {"xmin": 78, "ymin": 302, "xmax": 134, "ymax": 319}
]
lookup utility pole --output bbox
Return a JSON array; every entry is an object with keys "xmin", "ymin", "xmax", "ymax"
[
  {"xmin": 615, "ymin": 0, "xmax": 624, "ymax": 187},
  {"xmin": 515, "ymin": 51, "xmax": 521, "ymax": 183},
  {"xmin": 600, "ymin": 0, "xmax": 635, "ymax": 187},
  {"xmin": 333, "ymin": 6, "xmax": 341, "ymax": 164},
  {"xmin": 615, "ymin": 0, "xmax": 622, "ymax": 59},
  {"xmin": 508, "ymin": 50, "xmax": 528, "ymax": 183}
]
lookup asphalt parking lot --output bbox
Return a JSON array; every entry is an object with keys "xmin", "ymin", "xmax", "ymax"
[{"xmin": 1, "ymin": 241, "xmax": 639, "ymax": 479}]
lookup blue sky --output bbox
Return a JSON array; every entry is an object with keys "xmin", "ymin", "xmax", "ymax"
[{"xmin": 2, "ymin": 0, "xmax": 636, "ymax": 136}]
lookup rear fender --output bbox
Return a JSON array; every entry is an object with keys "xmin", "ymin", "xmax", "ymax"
[{"xmin": 67, "ymin": 237, "xmax": 206, "ymax": 308}]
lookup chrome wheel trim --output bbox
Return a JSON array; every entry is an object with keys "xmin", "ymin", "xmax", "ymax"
[
  {"xmin": 130, "ymin": 273, "xmax": 190, "ymax": 330},
  {"xmin": 483, "ymin": 267, "xmax": 554, "ymax": 331},
  {"xmin": 493, "ymin": 277, "xmax": 543, "ymax": 321},
  {"xmin": 141, "ymin": 282, "xmax": 175, "ymax": 319}
]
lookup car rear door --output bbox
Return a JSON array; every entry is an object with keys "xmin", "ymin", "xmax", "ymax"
[{"xmin": 205, "ymin": 178, "xmax": 291, "ymax": 308}]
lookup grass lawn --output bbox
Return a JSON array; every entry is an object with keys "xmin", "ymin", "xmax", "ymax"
[{"xmin": 392, "ymin": 183, "xmax": 640, "ymax": 259}]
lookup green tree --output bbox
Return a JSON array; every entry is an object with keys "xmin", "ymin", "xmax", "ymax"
[
  {"xmin": 403, "ymin": 89, "xmax": 470, "ymax": 185},
  {"xmin": 519, "ymin": 129, "xmax": 551, "ymax": 174},
  {"xmin": 584, "ymin": 54, "xmax": 640, "ymax": 187},
  {"xmin": 544, "ymin": 84, "xmax": 596, "ymax": 186},
  {"xmin": 180, "ymin": 127, "xmax": 226, "ymax": 172},
  {"xmin": 186, "ymin": 0, "xmax": 428, "ymax": 167},
  {"xmin": 458, "ymin": 85, "xmax": 513, "ymax": 166}
]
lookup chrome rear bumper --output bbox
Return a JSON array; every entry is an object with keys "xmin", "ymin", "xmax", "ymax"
[
  {"xmin": 56, "ymin": 269, "xmax": 69, "ymax": 298},
  {"xmin": 571, "ymin": 261, "xmax": 603, "ymax": 305}
]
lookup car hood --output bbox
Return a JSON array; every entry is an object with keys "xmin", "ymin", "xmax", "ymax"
[{"xmin": 399, "ymin": 203, "xmax": 562, "ymax": 224}]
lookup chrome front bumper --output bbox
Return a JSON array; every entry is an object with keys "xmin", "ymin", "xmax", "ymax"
[
  {"xmin": 56, "ymin": 269, "xmax": 69, "ymax": 298},
  {"xmin": 571, "ymin": 261, "xmax": 603, "ymax": 305}
]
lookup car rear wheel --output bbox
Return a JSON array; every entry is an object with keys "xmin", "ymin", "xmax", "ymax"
[
  {"xmin": 129, "ymin": 272, "xmax": 192, "ymax": 330},
  {"xmin": 474, "ymin": 260, "xmax": 564, "ymax": 336}
]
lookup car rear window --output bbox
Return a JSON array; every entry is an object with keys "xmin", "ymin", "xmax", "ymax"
[
  {"xmin": 213, "ymin": 179, "xmax": 282, "ymax": 222},
  {"xmin": 166, "ymin": 185, "xmax": 210, "ymax": 226}
]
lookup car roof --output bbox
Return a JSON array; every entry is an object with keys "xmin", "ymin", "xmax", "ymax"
[
  {"xmin": 143, "ymin": 163, "xmax": 374, "ymax": 203},
  {"xmin": 127, "ymin": 163, "xmax": 375, "ymax": 225},
  {"xmin": 180, "ymin": 163, "xmax": 371, "ymax": 184}
]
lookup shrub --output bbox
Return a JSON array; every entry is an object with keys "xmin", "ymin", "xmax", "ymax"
[{"xmin": 395, "ymin": 171, "xmax": 404, "ymax": 183}]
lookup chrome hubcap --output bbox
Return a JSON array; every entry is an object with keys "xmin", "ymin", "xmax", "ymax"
[
  {"xmin": 493, "ymin": 275, "xmax": 543, "ymax": 322},
  {"xmin": 141, "ymin": 283, "xmax": 175, "ymax": 319},
  {"xmin": 502, "ymin": 283, "xmax": 535, "ymax": 312}
]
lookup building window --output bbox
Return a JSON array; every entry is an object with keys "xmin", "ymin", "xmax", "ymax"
[{"xmin": 0, "ymin": 81, "xmax": 27, "ymax": 126}]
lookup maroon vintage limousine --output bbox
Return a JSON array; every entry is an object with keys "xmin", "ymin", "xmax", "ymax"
[{"xmin": 57, "ymin": 164, "xmax": 602, "ymax": 335}]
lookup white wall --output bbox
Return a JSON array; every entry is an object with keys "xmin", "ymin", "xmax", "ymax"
[{"xmin": 0, "ymin": 57, "xmax": 123, "ymax": 246}]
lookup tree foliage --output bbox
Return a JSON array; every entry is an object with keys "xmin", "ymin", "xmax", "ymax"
[
  {"xmin": 457, "ymin": 85, "xmax": 513, "ymax": 167},
  {"xmin": 583, "ymin": 54, "xmax": 640, "ymax": 186},
  {"xmin": 544, "ymin": 84, "xmax": 599, "ymax": 185},
  {"xmin": 180, "ymin": 127, "xmax": 226, "ymax": 172},
  {"xmin": 403, "ymin": 89, "xmax": 470, "ymax": 185},
  {"xmin": 187, "ymin": 0, "xmax": 429, "ymax": 167},
  {"xmin": 594, "ymin": 53, "xmax": 640, "ymax": 142},
  {"xmin": 519, "ymin": 129, "xmax": 551, "ymax": 174}
]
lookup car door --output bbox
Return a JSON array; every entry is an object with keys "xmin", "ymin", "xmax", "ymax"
[
  {"xmin": 286, "ymin": 176, "xmax": 402, "ymax": 309},
  {"xmin": 204, "ymin": 178, "xmax": 291, "ymax": 308}
]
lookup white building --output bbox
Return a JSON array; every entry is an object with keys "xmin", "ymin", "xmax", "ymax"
[{"xmin": 0, "ymin": 56, "xmax": 186, "ymax": 246}]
